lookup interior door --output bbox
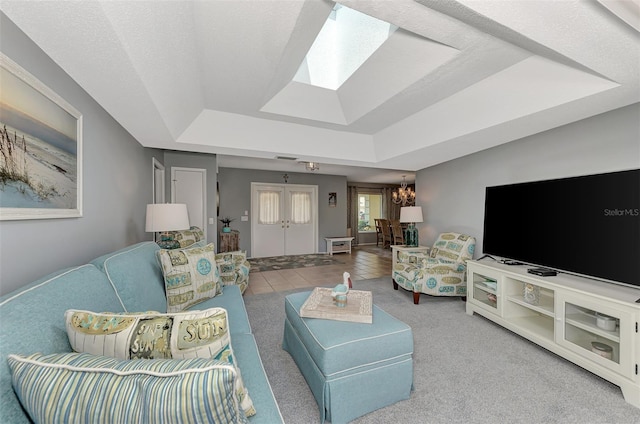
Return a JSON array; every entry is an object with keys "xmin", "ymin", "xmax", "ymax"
[
  {"xmin": 251, "ymin": 183, "xmax": 317, "ymax": 257},
  {"xmin": 171, "ymin": 167, "xmax": 206, "ymax": 236}
]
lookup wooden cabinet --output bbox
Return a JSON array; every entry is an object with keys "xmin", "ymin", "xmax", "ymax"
[
  {"xmin": 467, "ymin": 260, "xmax": 640, "ymax": 409},
  {"xmin": 219, "ymin": 230, "xmax": 239, "ymax": 253}
]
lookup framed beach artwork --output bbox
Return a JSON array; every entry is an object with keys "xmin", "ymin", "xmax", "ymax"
[{"xmin": 0, "ymin": 53, "xmax": 82, "ymax": 220}]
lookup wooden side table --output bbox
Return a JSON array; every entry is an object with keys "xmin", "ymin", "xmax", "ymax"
[{"xmin": 219, "ymin": 230, "xmax": 239, "ymax": 253}]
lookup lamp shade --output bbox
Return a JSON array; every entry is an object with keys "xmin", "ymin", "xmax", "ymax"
[
  {"xmin": 145, "ymin": 203, "xmax": 190, "ymax": 232},
  {"xmin": 400, "ymin": 206, "xmax": 423, "ymax": 223}
]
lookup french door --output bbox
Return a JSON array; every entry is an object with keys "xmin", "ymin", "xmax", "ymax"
[{"xmin": 251, "ymin": 183, "xmax": 318, "ymax": 257}]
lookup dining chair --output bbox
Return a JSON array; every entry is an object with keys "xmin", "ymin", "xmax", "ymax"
[
  {"xmin": 379, "ymin": 218, "xmax": 391, "ymax": 248},
  {"xmin": 390, "ymin": 219, "xmax": 404, "ymax": 245}
]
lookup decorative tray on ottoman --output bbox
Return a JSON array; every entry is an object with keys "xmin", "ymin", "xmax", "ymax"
[{"xmin": 299, "ymin": 287, "xmax": 373, "ymax": 323}]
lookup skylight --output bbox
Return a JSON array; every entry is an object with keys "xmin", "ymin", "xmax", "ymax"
[{"xmin": 293, "ymin": 4, "xmax": 397, "ymax": 90}]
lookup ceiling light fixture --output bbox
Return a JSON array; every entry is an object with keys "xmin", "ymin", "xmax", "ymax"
[
  {"xmin": 304, "ymin": 162, "xmax": 320, "ymax": 171},
  {"xmin": 392, "ymin": 175, "xmax": 415, "ymax": 206}
]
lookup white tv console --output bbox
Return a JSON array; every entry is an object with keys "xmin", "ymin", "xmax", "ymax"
[{"xmin": 466, "ymin": 260, "xmax": 640, "ymax": 408}]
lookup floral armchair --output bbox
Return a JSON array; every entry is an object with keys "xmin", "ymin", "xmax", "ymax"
[
  {"xmin": 392, "ymin": 232, "xmax": 476, "ymax": 304},
  {"xmin": 156, "ymin": 226, "xmax": 250, "ymax": 294},
  {"xmin": 215, "ymin": 250, "xmax": 251, "ymax": 295}
]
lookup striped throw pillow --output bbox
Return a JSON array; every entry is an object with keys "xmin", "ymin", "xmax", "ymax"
[{"xmin": 7, "ymin": 352, "xmax": 248, "ymax": 424}]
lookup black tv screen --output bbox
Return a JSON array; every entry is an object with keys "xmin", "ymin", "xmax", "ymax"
[{"xmin": 482, "ymin": 169, "xmax": 640, "ymax": 288}]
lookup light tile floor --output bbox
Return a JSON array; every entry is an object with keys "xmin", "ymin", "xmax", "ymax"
[{"xmin": 244, "ymin": 245, "xmax": 392, "ymax": 296}]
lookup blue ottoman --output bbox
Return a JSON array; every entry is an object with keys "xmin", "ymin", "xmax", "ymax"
[{"xmin": 282, "ymin": 291, "xmax": 413, "ymax": 423}]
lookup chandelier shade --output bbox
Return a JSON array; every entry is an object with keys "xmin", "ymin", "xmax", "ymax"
[{"xmin": 392, "ymin": 175, "xmax": 415, "ymax": 206}]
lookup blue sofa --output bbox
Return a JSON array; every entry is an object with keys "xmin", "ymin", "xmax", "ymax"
[{"xmin": 0, "ymin": 241, "xmax": 283, "ymax": 423}]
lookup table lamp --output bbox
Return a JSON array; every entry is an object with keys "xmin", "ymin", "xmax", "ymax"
[
  {"xmin": 400, "ymin": 206, "xmax": 423, "ymax": 247},
  {"xmin": 145, "ymin": 203, "xmax": 190, "ymax": 243}
]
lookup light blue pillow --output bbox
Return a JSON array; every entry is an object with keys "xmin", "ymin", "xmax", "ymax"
[{"xmin": 7, "ymin": 352, "xmax": 248, "ymax": 424}]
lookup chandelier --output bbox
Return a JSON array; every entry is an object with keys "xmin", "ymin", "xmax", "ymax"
[{"xmin": 392, "ymin": 175, "xmax": 415, "ymax": 206}]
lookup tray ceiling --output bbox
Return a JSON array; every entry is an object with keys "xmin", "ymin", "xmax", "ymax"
[{"xmin": 2, "ymin": 0, "xmax": 638, "ymax": 181}]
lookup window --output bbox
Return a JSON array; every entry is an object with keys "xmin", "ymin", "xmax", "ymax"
[
  {"xmin": 290, "ymin": 191, "xmax": 312, "ymax": 224},
  {"xmin": 293, "ymin": 4, "xmax": 397, "ymax": 90},
  {"xmin": 258, "ymin": 191, "xmax": 280, "ymax": 224},
  {"xmin": 358, "ymin": 193, "xmax": 382, "ymax": 232}
]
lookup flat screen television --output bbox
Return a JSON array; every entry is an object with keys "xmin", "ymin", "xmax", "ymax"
[{"xmin": 482, "ymin": 169, "xmax": 640, "ymax": 288}]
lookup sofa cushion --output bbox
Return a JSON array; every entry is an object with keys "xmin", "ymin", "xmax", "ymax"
[
  {"xmin": 91, "ymin": 241, "xmax": 167, "ymax": 313},
  {"xmin": 7, "ymin": 352, "xmax": 248, "ymax": 424},
  {"xmin": 0, "ymin": 265, "xmax": 124, "ymax": 424},
  {"xmin": 65, "ymin": 307, "xmax": 255, "ymax": 417},
  {"xmin": 157, "ymin": 243, "xmax": 222, "ymax": 313},
  {"xmin": 194, "ymin": 285, "xmax": 252, "ymax": 335}
]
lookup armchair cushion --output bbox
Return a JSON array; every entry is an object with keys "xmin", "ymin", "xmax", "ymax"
[{"xmin": 430, "ymin": 233, "xmax": 475, "ymax": 262}]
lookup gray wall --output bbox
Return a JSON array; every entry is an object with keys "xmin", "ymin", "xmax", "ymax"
[
  {"xmin": 218, "ymin": 167, "xmax": 347, "ymax": 255},
  {"xmin": 162, "ymin": 151, "xmax": 218, "ymax": 243},
  {"xmin": 414, "ymin": 103, "xmax": 640, "ymax": 254},
  {"xmin": 0, "ymin": 13, "xmax": 162, "ymax": 295}
]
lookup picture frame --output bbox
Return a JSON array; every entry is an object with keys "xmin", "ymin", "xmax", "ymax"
[
  {"xmin": 0, "ymin": 53, "xmax": 83, "ymax": 220},
  {"xmin": 329, "ymin": 192, "xmax": 337, "ymax": 207}
]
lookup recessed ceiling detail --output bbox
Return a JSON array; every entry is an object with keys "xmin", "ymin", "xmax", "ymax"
[
  {"xmin": 262, "ymin": 17, "xmax": 461, "ymax": 126},
  {"xmin": 2, "ymin": 0, "xmax": 638, "ymax": 181}
]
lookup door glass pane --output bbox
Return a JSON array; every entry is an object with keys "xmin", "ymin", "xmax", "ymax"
[
  {"xmin": 290, "ymin": 192, "xmax": 311, "ymax": 224},
  {"xmin": 259, "ymin": 191, "xmax": 280, "ymax": 224}
]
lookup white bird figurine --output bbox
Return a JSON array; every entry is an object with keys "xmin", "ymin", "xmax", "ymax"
[
  {"xmin": 343, "ymin": 271, "xmax": 353, "ymax": 289},
  {"xmin": 332, "ymin": 272, "xmax": 352, "ymax": 300}
]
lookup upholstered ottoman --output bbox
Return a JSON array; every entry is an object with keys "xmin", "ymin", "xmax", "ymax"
[{"xmin": 282, "ymin": 290, "xmax": 413, "ymax": 423}]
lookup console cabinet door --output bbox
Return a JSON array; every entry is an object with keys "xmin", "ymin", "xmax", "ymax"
[
  {"xmin": 467, "ymin": 265, "xmax": 502, "ymax": 316},
  {"xmin": 556, "ymin": 292, "xmax": 635, "ymax": 377}
]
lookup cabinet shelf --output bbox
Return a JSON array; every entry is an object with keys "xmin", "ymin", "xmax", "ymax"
[
  {"xmin": 506, "ymin": 294, "xmax": 554, "ymax": 318},
  {"xmin": 474, "ymin": 282, "xmax": 497, "ymax": 295},
  {"xmin": 565, "ymin": 313, "xmax": 620, "ymax": 343},
  {"xmin": 509, "ymin": 315, "xmax": 554, "ymax": 342}
]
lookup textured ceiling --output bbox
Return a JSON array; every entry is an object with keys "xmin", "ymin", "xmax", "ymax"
[{"xmin": 2, "ymin": 0, "xmax": 639, "ymax": 183}]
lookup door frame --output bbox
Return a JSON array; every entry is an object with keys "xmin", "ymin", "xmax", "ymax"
[
  {"xmin": 152, "ymin": 157, "xmax": 165, "ymax": 204},
  {"xmin": 171, "ymin": 167, "xmax": 207, "ymax": 237}
]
